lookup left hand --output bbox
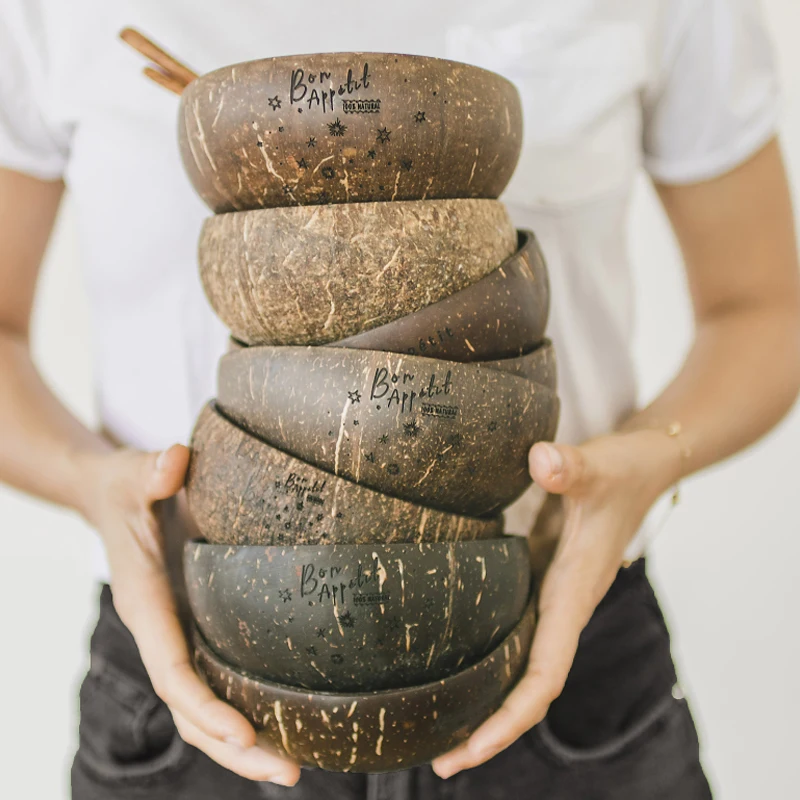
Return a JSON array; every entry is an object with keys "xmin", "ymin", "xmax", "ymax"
[{"xmin": 432, "ymin": 429, "xmax": 681, "ymax": 779}]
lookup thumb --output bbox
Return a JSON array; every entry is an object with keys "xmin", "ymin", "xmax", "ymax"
[
  {"xmin": 528, "ymin": 442, "xmax": 592, "ymax": 495},
  {"xmin": 142, "ymin": 444, "xmax": 191, "ymax": 502}
]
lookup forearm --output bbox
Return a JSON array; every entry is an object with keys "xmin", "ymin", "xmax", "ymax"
[
  {"xmin": 0, "ymin": 329, "xmax": 111, "ymax": 514},
  {"xmin": 620, "ymin": 301, "xmax": 800, "ymax": 483}
]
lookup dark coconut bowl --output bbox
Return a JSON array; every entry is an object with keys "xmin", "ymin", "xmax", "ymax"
[
  {"xmin": 178, "ymin": 52, "xmax": 523, "ymax": 213},
  {"xmin": 198, "ymin": 198, "xmax": 515, "ymax": 347},
  {"xmin": 193, "ymin": 590, "xmax": 536, "ymax": 772},
  {"xmin": 217, "ymin": 347, "xmax": 559, "ymax": 517},
  {"xmin": 185, "ymin": 404, "xmax": 503, "ymax": 547},
  {"xmin": 228, "ymin": 337, "xmax": 559, "ymax": 393},
  {"xmin": 336, "ymin": 230, "xmax": 549, "ymax": 362},
  {"xmin": 184, "ymin": 538, "xmax": 530, "ymax": 692}
]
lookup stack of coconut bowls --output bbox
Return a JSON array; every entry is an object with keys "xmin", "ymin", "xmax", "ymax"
[{"xmin": 178, "ymin": 53, "xmax": 559, "ymax": 773}]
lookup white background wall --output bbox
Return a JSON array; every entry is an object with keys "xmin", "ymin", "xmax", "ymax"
[{"xmin": 1, "ymin": 1, "xmax": 798, "ymax": 797}]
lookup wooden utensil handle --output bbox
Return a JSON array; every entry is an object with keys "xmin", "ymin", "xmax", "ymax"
[
  {"xmin": 120, "ymin": 27, "xmax": 198, "ymax": 87},
  {"xmin": 143, "ymin": 67, "xmax": 186, "ymax": 96}
]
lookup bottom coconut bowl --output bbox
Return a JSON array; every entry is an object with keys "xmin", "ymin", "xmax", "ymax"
[{"xmin": 194, "ymin": 591, "xmax": 536, "ymax": 773}]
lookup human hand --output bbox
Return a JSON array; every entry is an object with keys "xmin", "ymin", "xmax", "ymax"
[
  {"xmin": 77, "ymin": 443, "xmax": 301, "ymax": 786},
  {"xmin": 432, "ymin": 429, "xmax": 681, "ymax": 778}
]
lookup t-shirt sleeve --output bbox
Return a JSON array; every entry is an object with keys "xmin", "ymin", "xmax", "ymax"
[
  {"xmin": 642, "ymin": 0, "xmax": 779, "ymax": 185},
  {"xmin": 0, "ymin": 5, "xmax": 69, "ymax": 179}
]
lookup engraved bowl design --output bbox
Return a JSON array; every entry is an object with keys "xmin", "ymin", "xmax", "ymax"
[
  {"xmin": 179, "ymin": 52, "xmax": 523, "ymax": 213},
  {"xmin": 185, "ymin": 538, "xmax": 530, "ymax": 692},
  {"xmin": 185, "ymin": 404, "xmax": 504, "ymax": 547},
  {"xmin": 216, "ymin": 347, "xmax": 559, "ymax": 516}
]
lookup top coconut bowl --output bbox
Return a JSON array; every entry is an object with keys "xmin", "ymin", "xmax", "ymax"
[{"xmin": 179, "ymin": 52, "xmax": 523, "ymax": 213}]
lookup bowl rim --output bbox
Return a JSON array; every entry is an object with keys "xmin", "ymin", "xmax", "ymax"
[{"xmin": 186, "ymin": 51, "xmax": 522, "ymax": 97}]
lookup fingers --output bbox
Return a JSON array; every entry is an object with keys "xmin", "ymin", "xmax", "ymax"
[
  {"xmin": 529, "ymin": 442, "xmax": 592, "ymax": 495},
  {"xmin": 145, "ymin": 444, "xmax": 191, "ymax": 501},
  {"xmin": 432, "ymin": 554, "xmax": 595, "ymax": 778},
  {"xmin": 173, "ymin": 711, "xmax": 300, "ymax": 786},
  {"xmin": 115, "ymin": 568, "xmax": 257, "ymax": 750}
]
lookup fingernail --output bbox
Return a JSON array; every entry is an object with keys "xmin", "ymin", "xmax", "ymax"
[
  {"xmin": 532, "ymin": 444, "xmax": 562, "ymax": 477},
  {"xmin": 271, "ymin": 775, "xmax": 297, "ymax": 787},
  {"xmin": 224, "ymin": 736, "xmax": 245, "ymax": 749},
  {"xmin": 543, "ymin": 444, "xmax": 563, "ymax": 475},
  {"xmin": 154, "ymin": 450, "xmax": 169, "ymax": 473}
]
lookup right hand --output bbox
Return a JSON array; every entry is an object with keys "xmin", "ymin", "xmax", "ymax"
[{"xmin": 77, "ymin": 443, "xmax": 301, "ymax": 786}]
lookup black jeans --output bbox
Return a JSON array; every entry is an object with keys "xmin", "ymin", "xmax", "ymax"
[{"xmin": 71, "ymin": 560, "xmax": 713, "ymax": 799}]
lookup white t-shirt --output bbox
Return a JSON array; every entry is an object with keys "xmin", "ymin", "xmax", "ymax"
[{"xmin": 0, "ymin": 0, "xmax": 779, "ymax": 578}]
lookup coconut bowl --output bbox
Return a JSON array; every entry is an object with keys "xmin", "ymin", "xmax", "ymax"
[
  {"xmin": 217, "ymin": 347, "xmax": 559, "ymax": 516},
  {"xmin": 198, "ymin": 199, "xmax": 515, "ymax": 347},
  {"xmin": 336, "ymin": 230, "xmax": 549, "ymax": 362},
  {"xmin": 184, "ymin": 538, "xmax": 530, "ymax": 692},
  {"xmin": 185, "ymin": 404, "xmax": 503, "ymax": 547},
  {"xmin": 179, "ymin": 52, "xmax": 523, "ymax": 213},
  {"xmin": 193, "ymin": 590, "xmax": 536, "ymax": 772}
]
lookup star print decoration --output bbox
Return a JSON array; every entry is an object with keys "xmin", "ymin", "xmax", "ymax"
[
  {"xmin": 378, "ymin": 434, "xmax": 389, "ymax": 445},
  {"xmin": 348, "ymin": 390, "xmax": 362, "ymax": 403},
  {"xmin": 316, "ymin": 627, "xmax": 327, "ymax": 639},
  {"xmin": 306, "ymin": 645, "xmax": 317, "ymax": 656},
  {"xmin": 279, "ymin": 588, "xmax": 292, "ymax": 603},
  {"xmin": 400, "ymin": 159, "xmax": 413, "ymax": 171},
  {"xmin": 268, "ymin": 96, "xmax": 282, "ymax": 110},
  {"xmin": 403, "ymin": 420, "xmax": 420, "ymax": 438},
  {"xmin": 447, "ymin": 433, "xmax": 463, "ymax": 449},
  {"xmin": 414, "ymin": 111, "xmax": 427, "ymax": 123},
  {"xmin": 307, "ymin": 136, "xmax": 317, "ymax": 148},
  {"xmin": 321, "ymin": 166, "xmax": 335, "ymax": 180},
  {"xmin": 367, "ymin": 150, "xmax": 377, "ymax": 159},
  {"xmin": 487, "ymin": 421, "xmax": 498, "ymax": 432},
  {"xmin": 327, "ymin": 117, "xmax": 347, "ymax": 137},
  {"xmin": 339, "ymin": 611, "xmax": 356, "ymax": 628},
  {"xmin": 297, "ymin": 158, "xmax": 308, "ymax": 169},
  {"xmin": 376, "ymin": 127, "xmax": 391, "ymax": 144}
]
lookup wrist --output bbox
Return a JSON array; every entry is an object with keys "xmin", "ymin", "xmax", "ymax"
[
  {"xmin": 615, "ymin": 428, "xmax": 685, "ymax": 503},
  {"xmin": 65, "ymin": 437, "xmax": 116, "ymax": 524}
]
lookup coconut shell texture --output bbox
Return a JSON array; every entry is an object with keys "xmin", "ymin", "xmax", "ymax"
[
  {"xmin": 217, "ymin": 347, "xmax": 559, "ymax": 516},
  {"xmin": 185, "ymin": 404, "xmax": 503, "ymax": 547},
  {"xmin": 185, "ymin": 539, "xmax": 530, "ymax": 692},
  {"xmin": 336, "ymin": 230, "xmax": 549, "ymax": 362},
  {"xmin": 179, "ymin": 52, "xmax": 523, "ymax": 213},
  {"xmin": 193, "ymin": 591, "xmax": 536, "ymax": 772},
  {"xmin": 483, "ymin": 341, "xmax": 558, "ymax": 390},
  {"xmin": 198, "ymin": 199, "xmax": 516, "ymax": 347}
]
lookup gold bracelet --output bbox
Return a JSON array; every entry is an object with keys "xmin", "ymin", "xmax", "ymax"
[{"xmin": 621, "ymin": 421, "xmax": 691, "ymax": 568}]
